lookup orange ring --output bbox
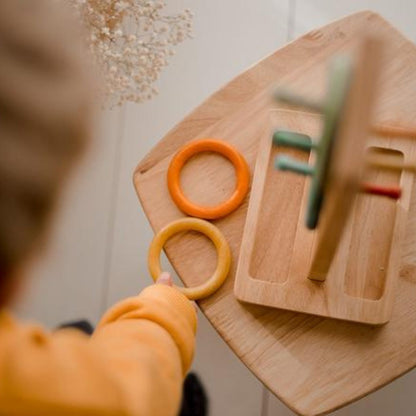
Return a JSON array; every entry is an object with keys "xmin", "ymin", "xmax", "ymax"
[{"xmin": 167, "ymin": 139, "xmax": 250, "ymax": 219}]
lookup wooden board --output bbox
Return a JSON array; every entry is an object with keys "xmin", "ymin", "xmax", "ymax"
[
  {"xmin": 134, "ymin": 11, "xmax": 416, "ymax": 416},
  {"xmin": 234, "ymin": 108, "xmax": 414, "ymax": 324},
  {"xmin": 308, "ymin": 37, "xmax": 381, "ymax": 281}
]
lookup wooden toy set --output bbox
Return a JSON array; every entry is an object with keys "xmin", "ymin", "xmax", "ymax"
[
  {"xmin": 136, "ymin": 11, "xmax": 416, "ymax": 416},
  {"xmin": 235, "ymin": 37, "xmax": 416, "ymax": 325}
]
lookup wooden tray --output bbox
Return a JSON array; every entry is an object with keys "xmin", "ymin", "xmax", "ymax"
[
  {"xmin": 234, "ymin": 109, "xmax": 415, "ymax": 324},
  {"xmin": 134, "ymin": 11, "xmax": 416, "ymax": 416}
]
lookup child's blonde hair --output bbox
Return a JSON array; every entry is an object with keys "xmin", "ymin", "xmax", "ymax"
[{"xmin": 0, "ymin": 1, "xmax": 94, "ymax": 288}]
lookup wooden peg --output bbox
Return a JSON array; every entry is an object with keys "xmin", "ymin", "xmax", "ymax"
[
  {"xmin": 371, "ymin": 124, "xmax": 416, "ymax": 139},
  {"xmin": 275, "ymin": 155, "xmax": 315, "ymax": 175},
  {"xmin": 360, "ymin": 183, "xmax": 401, "ymax": 199},
  {"xmin": 273, "ymin": 130, "xmax": 315, "ymax": 151},
  {"xmin": 273, "ymin": 87, "xmax": 324, "ymax": 113},
  {"xmin": 366, "ymin": 154, "xmax": 416, "ymax": 172}
]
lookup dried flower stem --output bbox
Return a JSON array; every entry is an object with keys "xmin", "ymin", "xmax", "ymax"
[{"xmin": 66, "ymin": 0, "xmax": 193, "ymax": 106}]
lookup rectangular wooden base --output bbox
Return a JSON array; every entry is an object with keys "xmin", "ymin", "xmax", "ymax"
[{"xmin": 234, "ymin": 109, "xmax": 415, "ymax": 324}]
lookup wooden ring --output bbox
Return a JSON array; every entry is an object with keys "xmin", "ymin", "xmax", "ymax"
[
  {"xmin": 148, "ymin": 217, "xmax": 231, "ymax": 300},
  {"xmin": 167, "ymin": 139, "xmax": 250, "ymax": 219}
]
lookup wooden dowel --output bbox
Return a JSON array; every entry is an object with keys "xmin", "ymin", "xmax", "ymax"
[
  {"xmin": 360, "ymin": 183, "xmax": 401, "ymax": 199},
  {"xmin": 366, "ymin": 154, "xmax": 416, "ymax": 172},
  {"xmin": 273, "ymin": 130, "xmax": 315, "ymax": 151},
  {"xmin": 372, "ymin": 124, "xmax": 416, "ymax": 139},
  {"xmin": 275, "ymin": 155, "xmax": 315, "ymax": 175},
  {"xmin": 273, "ymin": 88, "xmax": 323, "ymax": 113}
]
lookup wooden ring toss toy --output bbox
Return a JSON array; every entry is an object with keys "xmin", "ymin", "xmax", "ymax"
[
  {"xmin": 148, "ymin": 217, "xmax": 231, "ymax": 300},
  {"xmin": 274, "ymin": 56, "xmax": 403, "ymax": 229},
  {"xmin": 235, "ymin": 36, "xmax": 416, "ymax": 325},
  {"xmin": 167, "ymin": 139, "xmax": 250, "ymax": 219},
  {"xmin": 275, "ymin": 56, "xmax": 352, "ymax": 229}
]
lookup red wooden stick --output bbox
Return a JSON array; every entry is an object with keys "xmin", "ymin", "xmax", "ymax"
[{"xmin": 360, "ymin": 183, "xmax": 401, "ymax": 199}]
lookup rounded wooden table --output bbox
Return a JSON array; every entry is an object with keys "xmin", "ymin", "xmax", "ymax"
[{"xmin": 134, "ymin": 11, "xmax": 416, "ymax": 416}]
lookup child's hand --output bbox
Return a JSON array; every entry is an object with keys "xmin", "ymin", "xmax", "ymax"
[
  {"xmin": 156, "ymin": 272, "xmax": 174, "ymax": 286},
  {"xmin": 156, "ymin": 272, "xmax": 197, "ymax": 312}
]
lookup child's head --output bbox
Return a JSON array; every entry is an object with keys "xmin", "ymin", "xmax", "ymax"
[{"xmin": 0, "ymin": 0, "xmax": 95, "ymax": 304}]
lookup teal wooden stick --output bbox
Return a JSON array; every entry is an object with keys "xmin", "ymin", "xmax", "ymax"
[
  {"xmin": 273, "ymin": 130, "xmax": 315, "ymax": 151},
  {"xmin": 275, "ymin": 155, "xmax": 315, "ymax": 176}
]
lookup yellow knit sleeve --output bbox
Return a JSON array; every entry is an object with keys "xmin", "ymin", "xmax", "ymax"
[
  {"xmin": 95, "ymin": 284, "xmax": 197, "ymax": 375},
  {"xmin": 90, "ymin": 284, "xmax": 197, "ymax": 415},
  {"xmin": 0, "ymin": 285, "xmax": 197, "ymax": 416}
]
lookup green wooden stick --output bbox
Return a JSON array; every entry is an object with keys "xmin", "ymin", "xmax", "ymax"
[
  {"xmin": 275, "ymin": 155, "xmax": 315, "ymax": 176},
  {"xmin": 273, "ymin": 130, "xmax": 316, "ymax": 151}
]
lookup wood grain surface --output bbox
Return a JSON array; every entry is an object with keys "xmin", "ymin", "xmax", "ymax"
[{"xmin": 134, "ymin": 11, "xmax": 416, "ymax": 416}]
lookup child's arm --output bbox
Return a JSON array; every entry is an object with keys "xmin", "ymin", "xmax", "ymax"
[
  {"xmin": 0, "ymin": 274, "xmax": 197, "ymax": 416},
  {"xmin": 91, "ymin": 274, "xmax": 197, "ymax": 414}
]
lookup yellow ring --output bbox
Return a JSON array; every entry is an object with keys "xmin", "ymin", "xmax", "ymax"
[{"xmin": 148, "ymin": 218, "xmax": 231, "ymax": 300}]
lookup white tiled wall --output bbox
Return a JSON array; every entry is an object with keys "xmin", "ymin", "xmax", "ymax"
[{"xmin": 14, "ymin": 1, "xmax": 416, "ymax": 415}]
